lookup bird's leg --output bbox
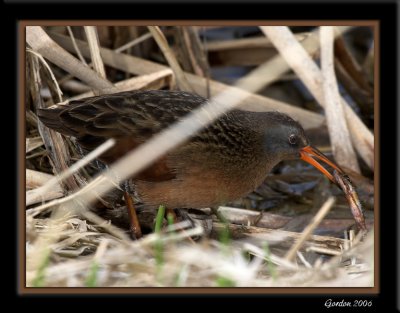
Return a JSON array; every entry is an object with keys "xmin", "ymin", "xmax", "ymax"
[{"xmin": 122, "ymin": 181, "xmax": 142, "ymax": 239}]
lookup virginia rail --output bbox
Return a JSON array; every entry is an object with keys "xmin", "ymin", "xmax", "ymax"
[{"xmin": 37, "ymin": 90, "xmax": 346, "ymax": 235}]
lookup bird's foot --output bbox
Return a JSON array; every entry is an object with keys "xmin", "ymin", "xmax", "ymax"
[{"xmin": 175, "ymin": 208, "xmax": 213, "ymax": 239}]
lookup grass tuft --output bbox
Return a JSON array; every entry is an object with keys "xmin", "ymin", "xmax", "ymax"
[
  {"xmin": 32, "ymin": 249, "xmax": 51, "ymax": 287},
  {"xmin": 85, "ymin": 261, "xmax": 100, "ymax": 287}
]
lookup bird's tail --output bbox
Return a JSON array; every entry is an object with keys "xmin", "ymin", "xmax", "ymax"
[{"xmin": 36, "ymin": 103, "xmax": 76, "ymax": 136}]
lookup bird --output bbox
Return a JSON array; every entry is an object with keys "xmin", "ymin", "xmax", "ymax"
[{"xmin": 37, "ymin": 89, "xmax": 345, "ymax": 236}]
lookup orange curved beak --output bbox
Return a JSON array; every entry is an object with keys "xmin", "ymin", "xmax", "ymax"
[{"xmin": 300, "ymin": 146, "xmax": 344, "ymax": 183}]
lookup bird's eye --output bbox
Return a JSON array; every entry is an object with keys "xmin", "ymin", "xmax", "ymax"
[{"xmin": 289, "ymin": 134, "xmax": 297, "ymax": 145}]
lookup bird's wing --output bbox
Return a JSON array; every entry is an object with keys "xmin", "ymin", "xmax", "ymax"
[
  {"xmin": 37, "ymin": 90, "xmax": 208, "ymax": 181},
  {"xmin": 37, "ymin": 90, "xmax": 207, "ymax": 138}
]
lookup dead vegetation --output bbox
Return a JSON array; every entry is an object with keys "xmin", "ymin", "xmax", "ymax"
[{"xmin": 25, "ymin": 25, "xmax": 375, "ymax": 288}]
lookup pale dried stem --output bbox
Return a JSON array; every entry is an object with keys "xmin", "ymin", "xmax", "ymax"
[
  {"xmin": 115, "ymin": 32, "xmax": 152, "ymax": 53},
  {"xmin": 84, "ymin": 26, "xmax": 107, "ymax": 80},
  {"xmin": 285, "ymin": 197, "xmax": 336, "ymax": 261},
  {"xmin": 84, "ymin": 26, "xmax": 109, "ymax": 95},
  {"xmin": 260, "ymin": 26, "xmax": 374, "ymax": 170},
  {"xmin": 66, "ymin": 26, "xmax": 88, "ymax": 65},
  {"xmin": 27, "ymin": 49, "xmax": 63, "ymax": 103},
  {"xmin": 49, "ymin": 31, "xmax": 325, "ymax": 129},
  {"xmin": 26, "ymin": 169, "xmax": 64, "ymax": 205},
  {"xmin": 69, "ymin": 69, "xmax": 173, "ymax": 101},
  {"xmin": 28, "ymin": 53, "xmax": 79, "ymax": 191},
  {"xmin": 26, "ymin": 26, "xmax": 116, "ymax": 92},
  {"xmin": 26, "ymin": 169, "xmax": 61, "ymax": 189},
  {"xmin": 181, "ymin": 27, "xmax": 206, "ymax": 77},
  {"xmin": 26, "ymin": 139, "xmax": 115, "ymax": 207},
  {"xmin": 213, "ymin": 221, "xmax": 346, "ymax": 250},
  {"xmin": 206, "ymin": 32, "xmax": 310, "ymax": 51},
  {"xmin": 26, "ymin": 137, "xmax": 44, "ymax": 153},
  {"xmin": 148, "ymin": 26, "xmax": 194, "ymax": 92},
  {"xmin": 320, "ymin": 26, "xmax": 360, "ymax": 173}
]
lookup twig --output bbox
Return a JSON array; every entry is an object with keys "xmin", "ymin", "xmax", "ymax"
[
  {"xmin": 26, "ymin": 137, "xmax": 44, "ymax": 153},
  {"xmin": 26, "ymin": 26, "xmax": 116, "ymax": 92},
  {"xmin": 26, "ymin": 169, "xmax": 64, "ymax": 205},
  {"xmin": 334, "ymin": 34, "xmax": 373, "ymax": 94},
  {"xmin": 26, "ymin": 110, "xmax": 39, "ymax": 127},
  {"xmin": 261, "ymin": 26, "xmax": 374, "ymax": 170},
  {"xmin": 297, "ymin": 251, "xmax": 313, "ymax": 268},
  {"xmin": 26, "ymin": 139, "xmax": 115, "ymax": 207},
  {"xmin": 66, "ymin": 26, "xmax": 88, "ymax": 65},
  {"xmin": 216, "ymin": 206, "xmax": 291, "ymax": 229},
  {"xmin": 84, "ymin": 26, "xmax": 109, "ymax": 96},
  {"xmin": 26, "ymin": 169, "xmax": 60, "ymax": 189},
  {"xmin": 334, "ymin": 59, "xmax": 373, "ymax": 115},
  {"xmin": 115, "ymin": 32, "xmax": 152, "ymax": 53},
  {"xmin": 26, "ymin": 188, "xmax": 65, "ymax": 206},
  {"xmin": 242, "ymin": 243, "xmax": 298, "ymax": 270},
  {"xmin": 84, "ymin": 26, "xmax": 107, "ymax": 80},
  {"xmin": 60, "ymin": 80, "xmax": 92, "ymax": 94},
  {"xmin": 320, "ymin": 26, "xmax": 360, "ymax": 173},
  {"xmin": 362, "ymin": 41, "xmax": 374, "ymax": 83},
  {"xmin": 148, "ymin": 26, "xmax": 194, "ymax": 92},
  {"xmin": 285, "ymin": 197, "xmax": 336, "ymax": 262},
  {"xmin": 27, "ymin": 49, "xmax": 63, "ymax": 103},
  {"xmin": 212, "ymin": 221, "xmax": 346, "ymax": 249},
  {"xmin": 180, "ymin": 27, "xmax": 207, "ymax": 77},
  {"xmin": 68, "ymin": 69, "xmax": 173, "ymax": 101},
  {"xmin": 206, "ymin": 33, "xmax": 310, "ymax": 51},
  {"xmin": 49, "ymin": 31, "xmax": 325, "ymax": 129},
  {"xmin": 28, "ymin": 53, "xmax": 79, "ymax": 191},
  {"xmin": 180, "ymin": 27, "xmax": 211, "ymax": 97},
  {"xmin": 306, "ymin": 246, "xmax": 342, "ymax": 256}
]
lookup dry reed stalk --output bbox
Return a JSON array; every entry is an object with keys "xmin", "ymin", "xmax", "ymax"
[
  {"xmin": 320, "ymin": 26, "xmax": 360, "ymax": 173},
  {"xmin": 26, "ymin": 169, "xmax": 60, "ymax": 189},
  {"xmin": 84, "ymin": 26, "xmax": 108, "ymax": 94},
  {"xmin": 148, "ymin": 26, "xmax": 194, "ymax": 92},
  {"xmin": 26, "ymin": 139, "xmax": 115, "ymax": 207},
  {"xmin": 26, "ymin": 26, "xmax": 116, "ymax": 92},
  {"xmin": 206, "ymin": 33, "xmax": 310, "ymax": 51},
  {"xmin": 26, "ymin": 137, "xmax": 44, "ymax": 153},
  {"xmin": 334, "ymin": 60, "xmax": 373, "ymax": 112},
  {"xmin": 115, "ymin": 32, "xmax": 152, "ymax": 53},
  {"xmin": 66, "ymin": 26, "xmax": 88, "ymax": 65},
  {"xmin": 26, "ymin": 169, "xmax": 64, "ymax": 205},
  {"xmin": 216, "ymin": 206, "xmax": 292, "ymax": 229},
  {"xmin": 26, "ymin": 110, "xmax": 39, "ymax": 127},
  {"xmin": 26, "ymin": 49, "xmax": 63, "ymax": 103},
  {"xmin": 285, "ymin": 197, "xmax": 336, "ymax": 261},
  {"xmin": 28, "ymin": 53, "xmax": 79, "ymax": 191},
  {"xmin": 213, "ymin": 219, "xmax": 346, "ymax": 251},
  {"xmin": 177, "ymin": 26, "xmax": 210, "ymax": 97},
  {"xmin": 334, "ymin": 34, "xmax": 373, "ymax": 94},
  {"xmin": 68, "ymin": 69, "xmax": 173, "ymax": 101},
  {"xmin": 26, "ymin": 215, "xmax": 372, "ymax": 287},
  {"xmin": 260, "ymin": 26, "xmax": 374, "ymax": 170},
  {"xmin": 49, "ymin": 31, "xmax": 325, "ymax": 129},
  {"xmin": 178, "ymin": 27, "xmax": 208, "ymax": 77},
  {"xmin": 60, "ymin": 80, "xmax": 92, "ymax": 94}
]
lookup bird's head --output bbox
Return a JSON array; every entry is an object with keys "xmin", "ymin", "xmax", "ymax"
[{"xmin": 261, "ymin": 112, "xmax": 344, "ymax": 183}]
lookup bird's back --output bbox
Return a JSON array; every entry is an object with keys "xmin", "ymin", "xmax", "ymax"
[{"xmin": 38, "ymin": 90, "xmax": 207, "ymax": 142}]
